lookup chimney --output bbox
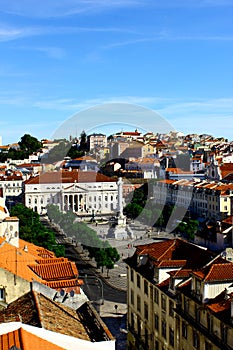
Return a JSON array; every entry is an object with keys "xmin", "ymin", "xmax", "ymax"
[{"xmin": 23, "ymin": 245, "xmax": 28, "ymax": 252}]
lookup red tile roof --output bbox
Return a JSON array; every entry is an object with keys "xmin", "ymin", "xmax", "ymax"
[
  {"xmin": 207, "ymin": 291, "xmax": 233, "ymax": 316},
  {"xmin": 24, "ymin": 170, "xmax": 115, "ymax": 185},
  {"xmin": 169, "ymin": 269, "xmax": 192, "ymax": 278},
  {"xmin": 193, "ymin": 263, "xmax": 233, "ymax": 282},
  {"xmin": 0, "ymin": 291, "xmax": 114, "ymax": 343},
  {"xmin": 29, "ymin": 261, "xmax": 78, "ymax": 281},
  {"xmin": 156, "ymin": 260, "xmax": 187, "ymax": 268},
  {"xmin": 0, "ymin": 238, "xmax": 81, "ymax": 293},
  {"xmin": 0, "ymin": 328, "xmax": 64, "ymax": 350},
  {"xmin": 135, "ymin": 238, "xmax": 214, "ymax": 269},
  {"xmin": 220, "ymin": 163, "xmax": 233, "ymax": 179}
]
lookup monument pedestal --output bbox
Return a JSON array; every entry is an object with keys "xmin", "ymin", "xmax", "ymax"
[
  {"xmin": 107, "ymin": 215, "xmax": 134, "ymax": 240},
  {"xmin": 107, "ymin": 177, "xmax": 134, "ymax": 240}
]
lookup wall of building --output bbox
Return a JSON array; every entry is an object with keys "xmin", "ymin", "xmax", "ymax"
[{"xmin": 0, "ymin": 269, "xmax": 30, "ymax": 308}]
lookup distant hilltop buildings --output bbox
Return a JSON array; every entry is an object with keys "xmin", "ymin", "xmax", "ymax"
[
  {"xmin": 0, "ymin": 129, "xmax": 232, "ymax": 247},
  {"xmin": 0, "ymin": 129, "xmax": 233, "ymax": 349}
]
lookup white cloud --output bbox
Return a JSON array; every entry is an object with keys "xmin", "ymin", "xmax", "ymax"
[
  {"xmin": 0, "ymin": 0, "xmax": 231, "ymax": 19},
  {"xmin": 103, "ymin": 33, "xmax": 233, "ymax": 49},
  {"xmin": 157, "ymin": 97, "xmax": 233, "ymax": 139},
  {"xmin": 18, "ymin": 46, "xmax": 67, "ymax": 59},
  {"xmin": 0, "ymin": 0, "xmax": 144, "ymax": 18},
  {"xmin": 0, "ymin": 23, "xmax": 137, "ymax": 42}
]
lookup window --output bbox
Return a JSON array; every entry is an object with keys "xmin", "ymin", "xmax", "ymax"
[
  {"xmin": 137, "ymin": 317, "xmax": 141, "ymax": 336},
  {"xmin": 162, "ymin": 320, "xmax": 166, "ymax": 339},
  {"xmin": 130, "ymin": 269, "xmax": 134, "ymax": 282},
  {"xmin": 144, "ymin": 280, "xmax": 148, "ymax": 295},
  {"xmin": 207, "ymin": 314, "xmax": 213, "ymax": 333},
  {"xmin": 169, "ymin": 327, "xmax": 174, "ymax": 346},
  {"xmin": 137, "ymin": 274, "xmax": 141, "ymax": 288},
  {"xmin": 130, "ymin": 311, "xmax": 135, "ymax": 330},
  {"xmin": 161, "ymin": 294, "xmax": 166, "ymax": 311},
  {"xmin": 169, "ymin": 300, "xmax": 174, "ymax": 317},
  {"xmin": 205, "ymin": 341, "xmax": 212, "ymax": 350},
  {"xmin": 193, "ymin": 331, "xmax": 199, "ymax": 349},
  {"xmin": 144, "ymin": 302, "xmax": 148, "ymax": 319},
  {"xmin": 154, "ymin": 314, "xmax": 159, "ymax": 330},
  {"xmin": 154, "ymin": 288, "xmax": 159, "ymax": 304},
  {"xmin": 144, "ymin": 328, "xmax": 149, "ymax": 348},
  {"xmin": 137, "ymin": 295, "xmax": 141, "ymax": 312},
  {"xmin": 182, "ymin": 322, "xmax": 187, "ymax": 339},
  {"xmin": 195, "ymin": 305, "xmax": 200, "ymax": 322},
  {"xmin": 221, "ymin": 324, "xmax": 228, "ymax": 343},
  {"xmin": 0, "ymin": 288, "xmax": 5, "ymax": 301},
  {"xmin": 184, "ymin": 298, "xmax": 189, "ymax": 313},
  {"xmin": 131, "ymin": 289, "xmax": 134, "ymax": 305}
]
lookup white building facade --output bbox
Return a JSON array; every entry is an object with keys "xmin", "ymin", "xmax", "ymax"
[{"xmin": 24, "ymin": 170, "xmax": 118, "ymax": 215}]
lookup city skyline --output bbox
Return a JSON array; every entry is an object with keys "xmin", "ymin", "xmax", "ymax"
[{"xmin": 0, "ymin": 0, "xmax": 232, "ymax": 144}]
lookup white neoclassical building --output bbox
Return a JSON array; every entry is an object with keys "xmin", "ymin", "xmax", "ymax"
[{"xmin": 24, "ymin": 170, "xmax": 118, "ymax": 215}]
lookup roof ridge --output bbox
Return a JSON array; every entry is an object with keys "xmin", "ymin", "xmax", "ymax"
[
  {"xmin": 38, "ymin": 292, "xmax": 83, "ymax": 322},
  {"xmin": 159, "ymin": 239, "xmax": 177, "ymax": 260},
  {"xmin": 31, "ymin": 291, "xmax": 43, "ymax": 328}
]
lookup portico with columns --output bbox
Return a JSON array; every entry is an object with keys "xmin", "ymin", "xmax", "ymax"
[{"xmin": 24, "ymin": 170, "xmax": 118, "ymax": 216}]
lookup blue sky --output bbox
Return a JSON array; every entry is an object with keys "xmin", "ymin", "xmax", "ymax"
[{"xmin": 0, "ymin": 0, "xmax": 233, "ymax": 144}]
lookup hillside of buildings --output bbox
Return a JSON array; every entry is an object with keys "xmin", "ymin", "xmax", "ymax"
[{"xmin": 0, "ymin": 129, "xmax": 233, "ymax": 349}]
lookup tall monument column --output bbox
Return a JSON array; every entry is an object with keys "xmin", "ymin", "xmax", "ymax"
[
  {"xmin": 117, "ymin": 177, "xmax": 124, "ymax": 218},
  {"xmin": 107, "ymin": 177, "xmax": 134, "ymax": 240}
]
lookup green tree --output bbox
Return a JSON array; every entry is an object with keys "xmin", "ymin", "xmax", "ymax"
[
  {"xmin": 124, "ymin": 203, "xmax": 143, "ymax": 219},
  {"xmin": 18, "ymin": 134, "xmax": 42, "ymax": 154},
  {"xmin": 10, "ymin": 204, "xmax": 65, "ymax": 257},
  {"xmin": 79, "ymin": 130, "xmax": 88, "ymax": 152},
  {"xmin": 176, "ymin": 219, "xmax": 199, "ymax": 241}
]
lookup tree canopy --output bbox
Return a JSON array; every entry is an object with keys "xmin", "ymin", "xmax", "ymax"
[
  {"xmin": 0, "ymin": 134, "xmax": 42, "ymax": 162},
  {"xmin": 10, "ymin": 204, "xmax": 65, "ymax": 257},
  {"xmin": 47, "ymin": 204, "xmax": 120, "ymax": 270}
]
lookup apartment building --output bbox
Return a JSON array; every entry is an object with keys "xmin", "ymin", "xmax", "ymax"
[
  {"xmin": 154, "ymin": 179, "xmax": 233, "ymax": 221},
  {"xmin": 0, "ymin": 171, "xmax": 24, "ymax": 201},
  {"xmin": 124, "ymin": 239, "xmax": 233, "ymax": 350},
  {"xmin": 87, "ymin": 133, "xmax": 107, "ymax": 151}
]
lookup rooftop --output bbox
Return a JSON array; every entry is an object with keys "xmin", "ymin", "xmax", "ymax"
[
  {"xmin": 0, "ymin": 237, "xmax": 82, "ymax": 293},
  {"xmin": 0, "ymin": 290, "xmax": 114, "ymax": 345},
  {"xmin": 24, "ymin": 171, "xmax": 116, "ymax": 185}
]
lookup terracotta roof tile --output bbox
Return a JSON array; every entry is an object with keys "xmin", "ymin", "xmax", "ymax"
[
  {"xmin": 169, "ymin": 269, "xmax": 192, "ymax": 278},
  {"xmin": 205, "ymin": 291, "xmax": 233, "ymax": 324},
  {"xmin": 0, "ymin": 238, "xmax": 81, "ymax": 291},
  {"xmin": 157, "ymin": 260, "xmax": 187, "ymax": 268},
  {"xmin": 193, "ymin": 263, "xmax": 233, "ymax": 282},
  {"xmin": 134, "ymin": 238, "xmax": 214, "ymax": 270},
  {"xmin": 29, "ymin": 261, "xmax": 78, "ymax": 281},
  {"xmin": 0, "ymin": 328, "xmax": 64, "ymax": 350},
  {"xmin": 0, "ymin": 291, "xmax": 114, "ymax": 342},
  {"xmin": 24, "ymin": 170, "xmax": 115, "ymax": 185}
]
